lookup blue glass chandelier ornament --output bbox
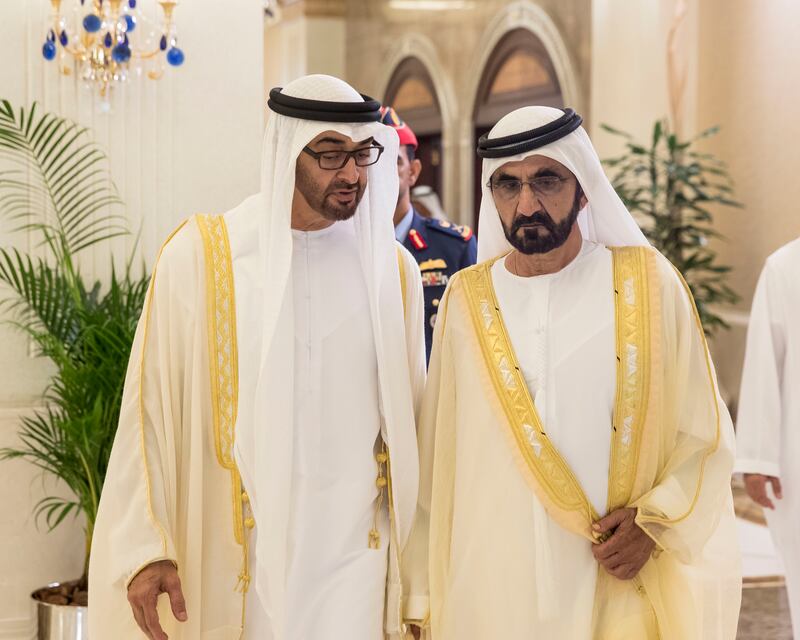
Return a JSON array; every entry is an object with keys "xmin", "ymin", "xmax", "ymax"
[
  {"xmin": 42, "ymin": 0, "xmax": 185, "ymax": 100},
  {"xmin": 166, "ymin": 46, "xmax": 184, "ymax": 66},
  {"xmin": 42, "ymin": 40, "xmax": 57, "ymax": 60}
]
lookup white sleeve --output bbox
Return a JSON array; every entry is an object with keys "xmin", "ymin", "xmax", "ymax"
[
  {"xmin": 399, "ymin": 243, "xmax": 426, "ymax": 417},
  {"xmin": 735, "ymin": 259, "xmax": 786, "ymax": 477}
]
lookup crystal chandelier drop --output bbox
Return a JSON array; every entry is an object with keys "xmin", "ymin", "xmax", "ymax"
[{"xmin": 42, "ymin": 0, "xmax": 186, "ymax": 101}]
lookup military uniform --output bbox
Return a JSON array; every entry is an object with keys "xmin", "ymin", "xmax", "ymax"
[{"xmin": 402, "ymin": 208, "xmax": 477, "ymax": 362}]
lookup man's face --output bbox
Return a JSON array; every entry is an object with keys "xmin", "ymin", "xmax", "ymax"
[
  {"xmin": 295, "ymin": 130, "xmax": 373, "ymax": 222},
  {"xmin": 396, "ymin": 145, "xmax": 422, "ymax": 205},
  {"xmin": 489, "ymin": 155, "xmax": 587, "ymax": 255}
]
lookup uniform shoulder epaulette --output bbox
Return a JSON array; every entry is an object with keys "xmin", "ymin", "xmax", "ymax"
[{"xmin": 424, "ymin": 217, "xmax": 474, "ymax": 242}]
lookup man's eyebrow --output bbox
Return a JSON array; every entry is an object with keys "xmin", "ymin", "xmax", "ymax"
[
  {"xmin": 532, "ymin": 168, "xmax": 563, "ymax": 178},
  {"xmin": 313, "ymin": 136, "xmax": 375, "ymax": 148},
  {"xmin": 493, "ymin": 172, "xmax": 519, "ymax": 182},
  {"xmin": 313, "ymin": 137, "xmax": 348, "ymax": 146}
]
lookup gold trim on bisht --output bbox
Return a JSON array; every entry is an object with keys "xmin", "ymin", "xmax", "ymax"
[
  {"xmin": 460, "ymin": 247, "xmax": 651, "ymax": 538},
  {"xmin": 607, "ymin": 246, "xmax": 651, "ymax": 512},
  {"xmin": 196, "ymin": 214, "xmax": 252, "ymax": 599}
]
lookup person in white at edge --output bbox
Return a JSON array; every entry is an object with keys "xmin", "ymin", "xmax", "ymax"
[
  {"xmin": 736, "ymin": 236, "xmax": 800, "ymax": 635},
  {"xmin": 89, "ymin": 75, "xmax": 425, "ymax": 640}
]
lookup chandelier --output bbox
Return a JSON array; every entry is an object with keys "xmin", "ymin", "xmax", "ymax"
[{"xmin": 42, "ymin": 0, "xmax": 185, "ymax": 100}]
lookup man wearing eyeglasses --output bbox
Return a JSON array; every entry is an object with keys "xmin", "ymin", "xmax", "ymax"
[
  {"xmin": 402, "ymin": 106, "xmax": 740, "ymax": 639},
  {"xmin": 90, "ymin": 75, "xmax": 425, "ymax": 640},
  {"xmin": 380, "ymin": 106, "xmax": 477, "ymax": 365}
]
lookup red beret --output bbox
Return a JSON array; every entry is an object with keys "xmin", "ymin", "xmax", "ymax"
[{"xmin": 380, "ymin": 106, "xmax": 419, "ymax": 150}]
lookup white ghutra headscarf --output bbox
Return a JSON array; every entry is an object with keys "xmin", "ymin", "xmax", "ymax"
[{"xmin": 476, "ymin": 106, "xmax": 649, "ymax": 262}]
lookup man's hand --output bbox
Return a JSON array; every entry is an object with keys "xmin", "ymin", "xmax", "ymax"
[
  {"xmin": 408, "ymin": 624, "xmax": 421, "ymax": 640},
  {"xmin": 127, "ymin": 560, "xmax": 187, "ymax": 640},
  {"xmin": 591, "ymin": 507, "xmax": 655, "ymax": 581},
  {"xmin": 744, "ymin": 474, "xmax": 783, "ymax": 510}
]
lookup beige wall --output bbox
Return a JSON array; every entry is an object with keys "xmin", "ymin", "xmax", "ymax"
[
  {"xmin": 264, "ymin": 3, "xmax": 347, "ymax": 100},
  {"xmin": 264, "ymin": 0, "xmax": 349, "ymax": 128},
  {"xmin": 696, "ymin": 0, "xmax": 800, "ymax": 405},
  {"xmin": 589, "ymin": 0, "xmax": 699, "ymax": 153},
  {"xmin": 0, "ymin": 1, "xmax": 263, "ymax": 635}
]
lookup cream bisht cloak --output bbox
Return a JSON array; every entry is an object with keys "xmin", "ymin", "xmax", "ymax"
[
  {"xmin": 89, "ymin": 75, "xmax": 426, "ymax": 639},
  {"xmin": 402, "ymin": 107, "xmax": 741, "ymax": 639}
]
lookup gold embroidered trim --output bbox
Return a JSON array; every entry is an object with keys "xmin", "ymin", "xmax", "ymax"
[
  {"xmin": 137, "ymin": 219, "xmax": 190, "ymax": 556},
  {"xmin": 462, "ymin": 261, "xmax": 599, "ymax": 522},
  {"xmin": 196, "ymin": 214, "xmax": 243, "ymax": 544},
  {"xmin": 196, "ymin": 214, "xmax": 252, "ymax": 604},
  {"xmin": 462, "ymin": 251, "xmax": 653, "ymax": 525},
  {"xmin": 397, "ymin": 245, "xmax": 407, "ymax": 318},
  {"xmin": 607, "ymin": 247, "xmax": 651, "ymax": 511}
]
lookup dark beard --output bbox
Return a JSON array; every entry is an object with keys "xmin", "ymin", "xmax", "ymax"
[
  {"xmin": 501, "ymin": 190, "xmax": 582, "ymax": 255},
  {"xmin": 296, "ymin": 170, "xmax": 365, "ymax": 221}
]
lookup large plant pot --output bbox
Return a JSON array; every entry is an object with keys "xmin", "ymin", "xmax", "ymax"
[{"xmin": 31, "ymin": 582, "xmax": 88, "ymax": 640}]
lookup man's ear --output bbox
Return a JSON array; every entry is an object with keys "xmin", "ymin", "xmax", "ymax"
[
  {"xmin": 409, "ymin": 158, "xmax": 422, "ymax": 188},
  {"xmin": 576, "ymin": 183, "xmax": 588, "ymax": 210}
]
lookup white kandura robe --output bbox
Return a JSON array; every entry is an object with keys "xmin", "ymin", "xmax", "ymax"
[
  {"xmin": 245, "ymin": 220, "xmax": 389, "ymax": 640},
  {"xmin": 736, "ymin": 237, "xmax": 800, "ymax": 634},
  {"xmin": 489, "ymin": 241, "xmax": 616, "ymax": 637}
]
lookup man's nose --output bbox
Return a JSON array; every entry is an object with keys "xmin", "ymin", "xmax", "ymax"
[
  {"xmin": 516, "ymin": 184, "xmax": 541, "ymax": 217},
  {"xmin": 337, "ymin": 155, "xmax": 359, "ymax": 182}
]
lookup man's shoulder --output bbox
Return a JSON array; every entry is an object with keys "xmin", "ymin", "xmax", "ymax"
[
  {"xmin": 155, "ymin": 214, "xmax": 223, "ymax": 283},
  {"xmin": 608, "ymin": 244, "xmax": 669, "ymax": 268},
  {"xmin": 157, "ymin": 216, "xmax": 201, "ymax": 266},
  {"xmin": 606, "ymin": 245, "xmax": 687, "ymax": 297},
  {"xmin": 766, "ymin": 236, "xmax": 800, "ymax": 272},
  {"xmin": 440, "ymin": 259, "xmax": 486, "ymax": 293},
  {"xmin": 419, "ymin": 215, "xmax": 474, "ymax": 244},
  {"xmin": 144, "ymin": 217, "xmax": 206, "ymax": 311}
]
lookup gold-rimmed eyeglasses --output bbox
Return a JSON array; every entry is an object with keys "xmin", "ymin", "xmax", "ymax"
[{"xmin": 487, "ymin": 176, "xmax": 570, "ymax": 201}]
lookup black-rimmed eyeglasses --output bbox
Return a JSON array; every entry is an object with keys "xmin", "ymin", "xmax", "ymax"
[{"xmin": 302, "ymin": 143, "xmax": 385, "ymax": 170}]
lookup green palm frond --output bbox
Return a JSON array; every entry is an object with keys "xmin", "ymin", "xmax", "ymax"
[
  {"xmin": 0, "ymin": 247, "xmax": 78, "ymax": 344},
  {"xmin": 0, "ymin": 100, "xmax": 127, "ymax": 258},
  {"xmin": 35, "ymin": 495, "xmax": 81, "ymax": 532},
  {"xmin": 0, "ymin": 101, "xmax": 150, "ymax": 582},
  {"xmin": 602, "ymin": 119, "xmax": 740, "ymax": 335}
]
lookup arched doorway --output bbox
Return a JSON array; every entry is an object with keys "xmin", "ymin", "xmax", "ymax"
[
  {"xmin": 383, "ymin": 57, "xmax": 443, "ymax": 214},
  {"xmin": 472, "ymin": 28, "xmax": 565, "ymax": 227}
]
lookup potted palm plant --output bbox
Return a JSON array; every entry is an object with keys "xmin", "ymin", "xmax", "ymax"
[
  {"xmin": 601, "ymin": 120, "xmax": 741, "ymax": 334},
  {"xmin": 0, "ymin": 100, "xmax": 149, "ymax": 639}
]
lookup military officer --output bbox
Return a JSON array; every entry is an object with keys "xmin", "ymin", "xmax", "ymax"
[{"xmin": 380, "ymin": 106, "xmax": 477, "ymax": 363}]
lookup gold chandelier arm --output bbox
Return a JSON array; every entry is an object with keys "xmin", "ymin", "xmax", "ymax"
[
  {"xmin": 133, "ymin": 47, "xmax": 164, "ymax": 61},
  {"xmin": 159, "ymin": 1, "xmax": 178, "ymax": 21}
]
